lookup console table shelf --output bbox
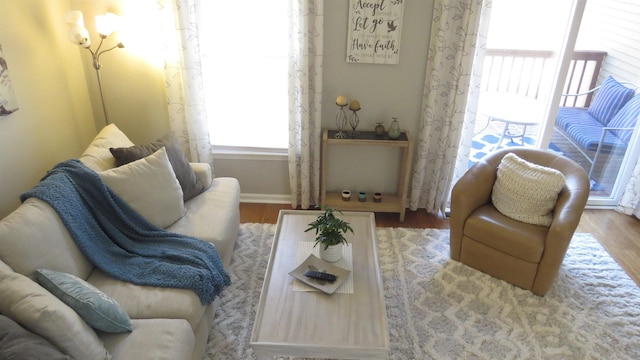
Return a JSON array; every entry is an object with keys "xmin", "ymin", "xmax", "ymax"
[{"xmin": 321, "ymin": 129, "xmax": 412, "ymax": 222}]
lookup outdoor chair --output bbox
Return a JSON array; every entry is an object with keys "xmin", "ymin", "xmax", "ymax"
[
  {"xmin": 449, "ymin": 148, "xmax": 589, "ymax": 296},
  {"xmin": 555, "ymin": 76, "xmax": 640, "ymax": 178}
]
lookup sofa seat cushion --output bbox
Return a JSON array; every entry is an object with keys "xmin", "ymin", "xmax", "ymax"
[
  {"xmin": 87, "ymin": 268, "xmax": 207, "ymax": 331},
  {"xmin": 80, "ymin": 124, "xmax": 135, "ymax": 172},
  {"xmin": 0, "ymin": 261, "xmax": 110, "ymax": 360},
  {"xmin": 101, "ymin": 319, "xmax": 194, "ymax": 360},
  {"xmin": 464, "ymin": 204, "xmax": 547, "ymax": 263},
  {"xmin": 0, "ymin": 197, "xmax": 93, "ymax": 280},
  {"xmin": 167, "ymin": 177, "xmax": 241, "ymax": 267}
]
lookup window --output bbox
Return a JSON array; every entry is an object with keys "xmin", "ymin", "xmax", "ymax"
[{"xmin": 199, "ymin": 1, "xmax": 289, "ymax": 150}]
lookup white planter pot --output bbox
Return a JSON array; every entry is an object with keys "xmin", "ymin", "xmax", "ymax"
[{"xmin": 319, "ymin": 243, "xmax": 343, "ymax": 263}]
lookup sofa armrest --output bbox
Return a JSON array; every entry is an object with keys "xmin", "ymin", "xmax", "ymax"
[{"xmin": 189, "ymin": 163, "xmax": 213, "ymax": 190}]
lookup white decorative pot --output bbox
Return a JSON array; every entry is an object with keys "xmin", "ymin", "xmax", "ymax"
[{"xmin": 319, "ymin": 243, "xmax": 343, "ymax": 263}]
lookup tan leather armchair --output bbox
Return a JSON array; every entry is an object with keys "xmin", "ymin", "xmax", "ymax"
[{"xmin": 450, "ymin": 148, "xmax": 590, "ymax": 296}]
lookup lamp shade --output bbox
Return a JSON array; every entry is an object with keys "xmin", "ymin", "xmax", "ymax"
[
  {"xmin": 68, "ymin": 26, "xmax": 91, "ymax": 48},
  {"xmin": 64, "ymin": 10, "xmax": 85, "ymax": 27},
  {"xmin": 95, "ymin": 13, "xmax": 120, "ymax": 37}
]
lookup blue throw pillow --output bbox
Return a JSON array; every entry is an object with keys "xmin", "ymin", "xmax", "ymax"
[
  {"xmin": 608, "ymin": 94, "xmax": 640, "ymax": 144},
  {"xmin": 588, "ymin": 76, "xmax": 635, "ymax": 125},
  {"xmin": 35, "ymin": 269, "xmax": 132, "ymax": 334}
]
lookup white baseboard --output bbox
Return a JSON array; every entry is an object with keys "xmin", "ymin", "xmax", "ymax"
[{"xmin": 240, "ymin": 193, "xmax": 291, "ymax": 204}]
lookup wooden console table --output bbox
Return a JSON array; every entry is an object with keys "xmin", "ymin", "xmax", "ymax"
[{"xmin": 321, "ymin": 129, "xmax": 412, "ymax": 222}]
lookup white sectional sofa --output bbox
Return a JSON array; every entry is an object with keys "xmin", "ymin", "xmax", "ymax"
[{"xmin": 0, "ymin": 124, "xmax": 241, "ymax": 360}]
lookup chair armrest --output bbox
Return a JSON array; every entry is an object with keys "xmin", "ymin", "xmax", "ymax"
[
  {"xmin": 533, "ymin": 162, "xmax": 589, "ymax": 294},
  {"xmin": 603, "ymin": 126, "xmax": 635, "ymax": 132},
  {"xmin": 189, "ymin": 163, "xmax": 213, "ymax": 189},
  {"xmin": 449, "ymin": 159, "xmax": 498, "ymax": 259}
]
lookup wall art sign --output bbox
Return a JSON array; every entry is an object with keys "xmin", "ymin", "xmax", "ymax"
[
  {"xmin": 0, "ymin": 45, "xmax": 19, "ymax": 116},
  {"xmin": 346, "ymin": 0, "xmax": 404, "ymax": 65}
]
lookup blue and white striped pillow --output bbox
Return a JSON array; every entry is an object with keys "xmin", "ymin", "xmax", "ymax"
[
  {"xmin": 607, "ymin": 94, "xmax": 640, "ymax": 144},
  {"xmin": 587, "ymin": 76, "xmax": 635, "ymax": 125}
]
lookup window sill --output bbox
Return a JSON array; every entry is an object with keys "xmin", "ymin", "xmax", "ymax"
[{"xmin": 211, "ymin": 145, "xmax": 288, "ymax": 161}]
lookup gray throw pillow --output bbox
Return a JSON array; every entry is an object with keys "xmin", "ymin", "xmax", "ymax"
[
  {"xmin": 35, "ymin": 269, "xmax": 132, "ymax": 334},
  {"xmin": 0, "ymin": 314, "xmax": 72, "ymax": 360},
  {"xmin": 109, "ymin": 133, "xmax": 205, "ymax": 201}
]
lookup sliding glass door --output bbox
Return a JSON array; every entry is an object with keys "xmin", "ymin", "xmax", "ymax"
[{"xmin": 456, "ymin": 0, "xmax": 640, "ymax": 207}]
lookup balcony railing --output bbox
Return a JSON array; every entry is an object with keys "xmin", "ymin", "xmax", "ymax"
[{"xmin": 481, "ymin": 49, "xmax": 607, "ymax": 106}]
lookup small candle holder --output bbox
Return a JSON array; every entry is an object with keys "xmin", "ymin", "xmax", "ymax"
[
  {"xmin": 335, "ymin": 105, "xmax": 348, "ymax": 138},
  {"xmin": 341, "ymin": 190, "xmax": 351, "ymax": 201},
  {"xmin": 358, "ymin": 191, "xmax": 367, "ymax": 202},
  {"xmin": 348, "ymin": 100, "xmax": 361, "ymax": 137},
  {"xmin": 373, "ymin": 192, "xmax": 382, "ymax": 203},
  {"xmin": 335, "ymin": 96, "xmax": 349, "ymax": 138}
]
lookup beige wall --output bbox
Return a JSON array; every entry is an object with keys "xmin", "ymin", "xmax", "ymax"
[
  {"xmin": 65, "ymin": 0, "xmax": 434, "ymax": 201},
  {"xmin": 0, "ymin": 0, "xmax": 433, "ymax": 218},
  {"xmin": 0, "ymin": 0, "xmax": 96, "ymax": 218}
]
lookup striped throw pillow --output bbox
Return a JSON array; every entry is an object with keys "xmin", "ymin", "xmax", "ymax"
[
  {"xmin": 587, "ymin": 76, "xmax": 635, "ymax": 125},
  {"xmin": 608, "ymin": 94, "xmax": 640, "ymax": 144}
]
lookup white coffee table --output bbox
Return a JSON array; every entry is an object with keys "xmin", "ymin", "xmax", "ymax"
[{"xmin": 250, "ymin": 210, "xmax": 389, "ymax": 359}]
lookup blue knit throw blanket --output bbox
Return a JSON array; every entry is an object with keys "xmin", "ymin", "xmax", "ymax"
[{"xmin": 20, "ymin": 159, "xmax": 230, "ymax": 304}]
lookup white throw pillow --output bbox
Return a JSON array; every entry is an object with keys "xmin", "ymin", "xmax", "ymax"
[
  {"xmin": 491, "ymin": 153, "xmax": 566, "ymax": 226},
  {"xmin": 99, "ymin": 147, "xmax": 185, "ymax": 228}
]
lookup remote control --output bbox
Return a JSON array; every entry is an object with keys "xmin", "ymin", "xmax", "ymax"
[{"xmin": 304, "ymin": 270, "xmax": 337, "ymax": 282}]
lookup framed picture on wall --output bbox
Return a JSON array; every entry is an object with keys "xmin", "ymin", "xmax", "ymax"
[
  {"xmin": 346, "ymin": 0, "xmax": 404, "ymax": 65},
  {"xmin": 0, "ymin": 45, "xmax": 19, "ymax": 116}
]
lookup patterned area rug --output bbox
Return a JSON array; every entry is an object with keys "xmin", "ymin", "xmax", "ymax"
[{"xmin": 205, "ymin": 224, "xmax": 640, "ymax": 359}]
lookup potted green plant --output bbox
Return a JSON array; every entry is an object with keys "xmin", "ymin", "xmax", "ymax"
[{"xmin": 305, "ymin": 207, "xmax": 354, "ymax": 262}]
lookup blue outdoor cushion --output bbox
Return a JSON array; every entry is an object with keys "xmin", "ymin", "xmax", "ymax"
[
  {"xmin": 556, "ymin": 107, "xmax": 625, "ymax": 150},
  {"xmin": 587, "ymin": 76, "xmax": 635, "ymax": 125},
  {"xmin": 607, "ymin": 94, "xmax": 640, "ymax": 144},
  {"xmin": 555, "ymin": 107, "xmax": 595, "ymax": 131},
  {"xmin": 35, "ymin": 269, "xmax": 132, "ymax": 334}
]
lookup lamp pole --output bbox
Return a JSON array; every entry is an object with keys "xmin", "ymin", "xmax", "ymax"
[
  {"xmin": 65, "ymin": 11, "xmax": 124, "ymax": 128},
  {"xmin": 86, "ymin": 37, "xmax": 124, "ymax": 126}
]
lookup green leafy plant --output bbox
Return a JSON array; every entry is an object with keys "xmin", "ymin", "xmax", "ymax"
[{"xmin": 305, "ymin": 207, "xmax": 354, "ymax": 250}]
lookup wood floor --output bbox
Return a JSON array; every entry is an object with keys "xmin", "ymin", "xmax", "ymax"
[{"xmin": 240, "ymin": 203, "xmax": 640, "ymax": 287}]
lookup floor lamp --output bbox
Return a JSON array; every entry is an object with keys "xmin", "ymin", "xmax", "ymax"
[{"xmin": 64, "ymin": 11, "xmax": 124, "ymax": 126}]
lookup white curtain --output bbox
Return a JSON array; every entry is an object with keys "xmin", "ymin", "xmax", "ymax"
[
  {"xmin": 617, "ymin": 160, "xmax": 640, "ymax": 218},
  {"xmin": 160, "ymin": 0, "xmax": 212, "ymax": 166},
  {"xmin": 288, "ymin": 0, "xmax": 324, "ymax": 209},
  {"xmin": 452, "ymin": 1, "xmax": 493, "ymax": 186},
  {"xmin": 409, "ymin": 0, "xmax": 487, "ymax": 215}
]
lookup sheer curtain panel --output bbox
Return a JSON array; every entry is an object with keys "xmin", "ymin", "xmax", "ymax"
[
  {"xmin": 160, "ymin": 0, "xmax": 212, "ymax": 165},
  {"xmin": 288, "ymin": 0, "xmax": 324, "ymax": 209},
  {"xmin": 409, "ymin": 0, "xmax": 487, "ymax": 215}
]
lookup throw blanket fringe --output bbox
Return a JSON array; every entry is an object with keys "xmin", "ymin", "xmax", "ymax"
[{"xmin": 21, "ymin": 159, "xmax": 230, "ymax": 304}]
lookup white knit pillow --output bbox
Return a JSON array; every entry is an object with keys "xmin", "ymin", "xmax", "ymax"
[{"xmin": 491, "ymin": 153, "xmax": 566, "ymax": 226}]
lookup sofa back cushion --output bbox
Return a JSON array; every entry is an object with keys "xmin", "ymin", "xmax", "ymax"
[
  {"xmin": 80, "ymin": 124, "xmax": 135, "ymax": 172},
  {"xmin": 607, "ymin": 94, "xmax": 640, "ymax": 144},
  {"xmin": 0, "ymin": 314, "xmax": 72, "ymax": 360},
  {"xmin": 587, "ymin": 76, "xmax": 635, "ymax": 125},
  {"xmin": 0, "ymin": 260, "xmax": 110, "ymax": 360},
  {"xmin": 0, "ymin": 198, "xmax": 94, "ymax": 280}
]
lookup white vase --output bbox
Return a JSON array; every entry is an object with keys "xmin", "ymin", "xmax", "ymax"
[{"xmin": 319, "ymin": 243, "xmax": 343, "ymax": 263}]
